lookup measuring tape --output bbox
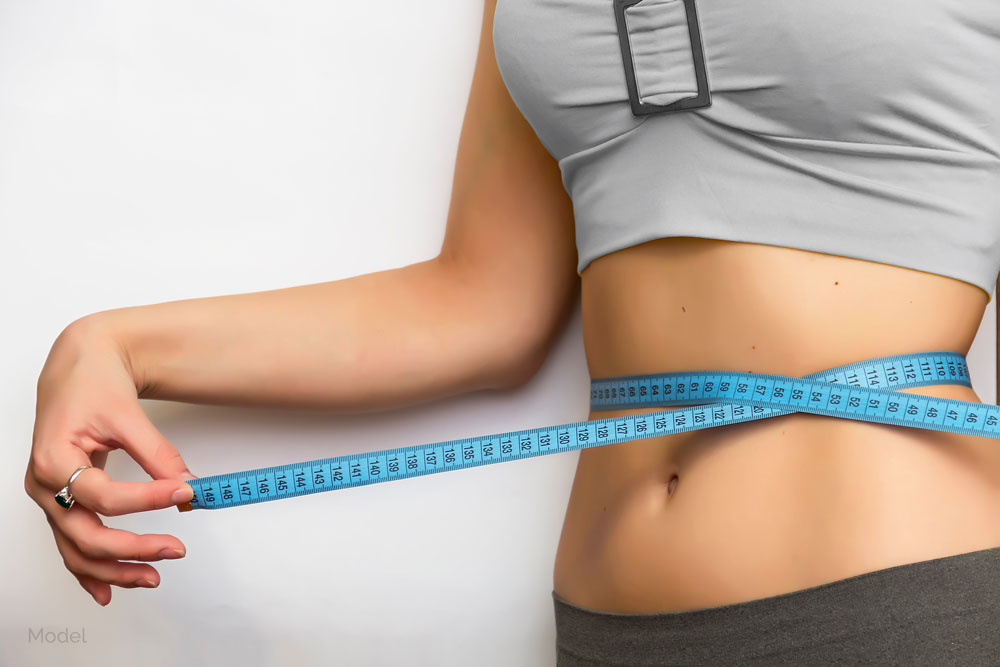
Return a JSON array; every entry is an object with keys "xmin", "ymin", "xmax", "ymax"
[{"xmin": 178, "ymin": 350, "xmax": 993, "ymax": 511}]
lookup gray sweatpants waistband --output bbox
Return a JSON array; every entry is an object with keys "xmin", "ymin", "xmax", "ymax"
[{"xmin": 553, "ymin": 545, "xmax": 1000, "ymax": 666}]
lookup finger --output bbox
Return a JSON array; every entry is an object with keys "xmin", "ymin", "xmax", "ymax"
[
  {"xmin": 91, "ymin": 449, "xmax": 109, "ymax": 470},
  {"xmin": 73, "ymin": 572, "xmax": 112, "ymax": 606},
  {"xmin": 27, "ymin": 456, "xmax": 193, "ymax": 516},
  {"xmin": 54, "ymin": 502, "xmax": 187, "ymax": 560},
  {"xmin": 29, "ymin": 444, "xmax": 93, "ymax": 496},
  {"xmin": 49, "ymin": 520, "xmax": 161, "ymax": 588},
  {"xmin": 64, "ymin": 465, "xmax": 194, "ymax": 516},
  {"xmin": 106, "ymin": 401, "xmax": 198, "ymax": 483}
]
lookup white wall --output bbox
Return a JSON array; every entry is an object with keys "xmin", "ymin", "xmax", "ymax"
[{"xmin": 1, "ymin": 1, "xmax": 995, "ymax": 666}]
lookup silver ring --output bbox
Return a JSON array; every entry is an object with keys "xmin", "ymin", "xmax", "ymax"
[{"xmin": 54, "ymin": 465, "xmax": 91, "ymax": 509}]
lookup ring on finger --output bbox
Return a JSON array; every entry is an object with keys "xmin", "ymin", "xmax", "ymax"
[{"xmin": 54, "ymin": 465, "xmax": 92, "ymax": 509}]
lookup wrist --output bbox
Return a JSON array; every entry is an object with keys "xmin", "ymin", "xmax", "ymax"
[{"xmin": 68, "ymin": 310, "xmax": 150, "ymax": 397}]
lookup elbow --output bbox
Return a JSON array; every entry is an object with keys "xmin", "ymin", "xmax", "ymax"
[
  {"xmin": 490, "ymin": 336, "xmax": 550, "ymax": 390},
  {"xmin": 436, "ymin": 255, "xmax": 580, "ymax": 393},
  {"xmin": 486, "ymin": 300, "xmax": 573, "ymax": 391}
]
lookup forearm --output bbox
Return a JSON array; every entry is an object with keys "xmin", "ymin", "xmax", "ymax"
[{"xmin": 76, "ymin": 257, "xmax": 536, "ymax": 411}]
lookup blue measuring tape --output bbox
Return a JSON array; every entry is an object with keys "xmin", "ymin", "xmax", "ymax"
[{"xmin": 178, "ymin": 350, "xmax": 993, "ymax": 511}]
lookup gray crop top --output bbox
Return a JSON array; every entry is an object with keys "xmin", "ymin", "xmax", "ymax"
[{"xmin": 491, "ymin": 0, "xmax": 1000, "ymax": 301}]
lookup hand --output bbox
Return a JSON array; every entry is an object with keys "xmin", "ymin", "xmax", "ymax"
[{"xmin": 24, "ymin": 316, "xmax": 199, "ymax": 606}]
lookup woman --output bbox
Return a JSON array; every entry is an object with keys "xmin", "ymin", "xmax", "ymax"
[{"xmin": 24, "ymin": 0, "xmax": 1000, "ymax": 663}]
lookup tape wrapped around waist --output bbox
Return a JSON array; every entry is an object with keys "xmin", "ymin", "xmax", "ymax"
[{"xmin": 177, "ymin": 351, "xmax": 991, "ymax": 511}]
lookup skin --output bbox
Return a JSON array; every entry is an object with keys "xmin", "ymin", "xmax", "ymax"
[
  {"xmin": 24, "ymin": 0, "xmax": 1000, "ymax": 611},
  {"xmin": 560, "ymin": 238, "xmax": 1000, "ymax": 612}
]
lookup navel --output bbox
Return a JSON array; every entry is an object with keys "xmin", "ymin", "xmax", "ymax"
[{"xmin": 666, "ymin": 473, "xmax": 679, "ymax": 498}]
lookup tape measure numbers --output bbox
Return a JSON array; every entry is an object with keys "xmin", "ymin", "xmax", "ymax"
[{"xmin": 178, "ymin": 351, "xmax": 990, "ymax": 511}]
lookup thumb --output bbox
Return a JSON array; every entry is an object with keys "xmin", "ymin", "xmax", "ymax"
[{"xmin": 111, "ymin": 403, "xmax": 199, "ymax": 483}]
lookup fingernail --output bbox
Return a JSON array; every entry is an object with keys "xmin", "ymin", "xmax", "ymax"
[
  {"xmin": 137, "ymin": 578, "xmax": 158, "ymax": 588},
  {"xmin": 158, "ymin": 547, "xmax": 185, "ymax": 559},
  {"xmin": 171, "ymin": 485, "xmax": 194, "ymax": 504}
]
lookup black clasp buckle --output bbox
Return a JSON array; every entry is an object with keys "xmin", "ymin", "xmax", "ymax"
[{"xmin": 613, "ymin": 0, "xmax": 712, "ymax": 116}]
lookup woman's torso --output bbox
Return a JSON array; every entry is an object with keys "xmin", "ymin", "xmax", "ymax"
[{"xmin": 553, "ymin": 237, "xmax": 1000, "ymax": 613}]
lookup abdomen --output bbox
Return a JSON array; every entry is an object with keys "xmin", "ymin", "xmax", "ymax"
[{"xmin": 553, "ymin": 236, "xmax": 1000, "ymax": 613}]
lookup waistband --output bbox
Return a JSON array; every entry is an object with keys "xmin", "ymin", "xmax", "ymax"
[{"xmin": 552, "ymin": 545, "xmax": 1000, "ymax": 665}]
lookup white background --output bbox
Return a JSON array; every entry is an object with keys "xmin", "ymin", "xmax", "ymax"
[{"xmin": 0, "ymin": 1, "xmax": 995, "ymax": 666}]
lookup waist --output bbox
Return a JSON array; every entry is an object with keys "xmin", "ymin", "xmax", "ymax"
[
  {"xmin": 556, "ymin": 382, "xmax": 1000, "ymax": 613},
  {"xmin": 581, "ymin": 379, "xmax": 998, "ymax": 495},
  {"xmin": 555, "ymin": 386, "xmax": 1000, "ymax": 612},
  {"xmin": 556, "ymin": 237, "xmax": 1000, "ymax": 612},
  {"xmin": 577, "ymin": 236, "xmax": 994, "ymax": 490}
]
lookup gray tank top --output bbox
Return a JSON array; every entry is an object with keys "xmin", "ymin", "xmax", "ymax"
[{"xmin": 492, "ymin": 0, "xmax": 1000, "ymax": 301}]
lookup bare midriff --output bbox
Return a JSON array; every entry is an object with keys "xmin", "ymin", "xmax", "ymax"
[{"xmin": 553, "ymin": 236, "xmax": 1000, "ymax": 613}]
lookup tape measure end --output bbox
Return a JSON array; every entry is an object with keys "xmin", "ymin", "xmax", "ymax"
[{"xmin": 176, "ymin": 502, "xmax": 194, "ymax": 513}]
